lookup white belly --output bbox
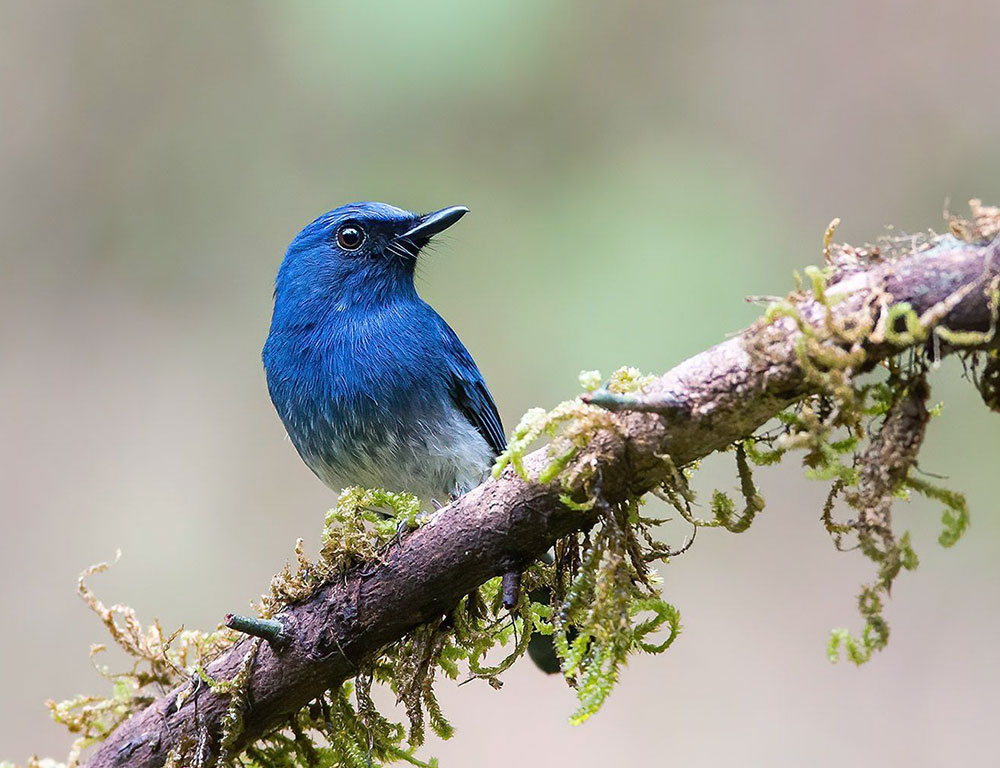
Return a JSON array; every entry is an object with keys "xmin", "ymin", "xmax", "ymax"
[{"xmin": 302, "ymin": 407, "xmax": 496, "ymax": 503}]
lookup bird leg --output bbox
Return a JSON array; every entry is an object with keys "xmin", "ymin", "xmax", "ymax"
[{"xmin": 501, "ymin": 570, "xmax": 521, "ymax": 611}]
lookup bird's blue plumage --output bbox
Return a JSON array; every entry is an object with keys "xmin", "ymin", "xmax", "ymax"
[{"xmin": 263, "ymin": 201, "xmax": 504, "ymax": 502}]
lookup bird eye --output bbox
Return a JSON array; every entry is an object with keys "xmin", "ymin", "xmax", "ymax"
[{"xmin": 336, "ymin": 224, "xmax": 365, "ymax": 251}]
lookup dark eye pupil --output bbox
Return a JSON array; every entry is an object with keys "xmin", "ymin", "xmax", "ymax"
[{"xmin": 337, "ymin": 225, "xmax": 363, "ymax": 250}]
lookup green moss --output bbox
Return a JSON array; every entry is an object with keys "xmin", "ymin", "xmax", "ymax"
[
  {"xmin": 972, "ymin": 350, "xmax": 1000, "ymax": 412},
  {"xmin": 216, "ymin": 637, "xmax": 263, "ymax": 762},
  {"xmin": 548, "ymin": 495, "xmax": 682, "ymax": 724},
  {"xmin": 492, "ymin": 366, "xmax": 652, "ymax": 488},
  {"xmin": 751, "ymin": 221, "xmax": 989, "ymax": 666},
  {"xmin": 934, "ymin": 277, "xmax": 999, "ymax": 347},
  {"xmin": 905, "ymin": 476, "xmax": 970, "ymax": 548},
  {"xmin": 29, "ymin": 554, "xmax": 236, "ymax": 768}
]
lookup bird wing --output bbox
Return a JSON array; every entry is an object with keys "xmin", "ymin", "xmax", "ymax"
[{"xmin": 434, "ymin": 315, "xmax": 507, "ymax": 456}]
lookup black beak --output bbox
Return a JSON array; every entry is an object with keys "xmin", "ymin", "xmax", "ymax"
[{"xmin": 396, "ymin": 205, "xmax": 469, "ymax": 245}]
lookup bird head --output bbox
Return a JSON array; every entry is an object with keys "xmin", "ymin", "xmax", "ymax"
[{"xmin": 273, "ymin": 201, "xmax": 468, "ymax": 314}]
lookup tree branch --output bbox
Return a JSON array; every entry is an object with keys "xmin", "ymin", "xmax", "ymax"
[{"xmin": 84, "ymin": 233, "xmax": 999, "ymax": 768}]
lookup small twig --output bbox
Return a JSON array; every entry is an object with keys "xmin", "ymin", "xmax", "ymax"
[
  {"xmin": 225, "ymin": 614, "xmax": 289, "ymax": 649},
  {"xmin": 582, "ymin": 389, "xmax": 686, "ymax": 415}
]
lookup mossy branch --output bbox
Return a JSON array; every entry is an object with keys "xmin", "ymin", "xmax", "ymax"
[{"xmin": 74, "ymin": 208, "xmax": 1000, "ymax": 768}]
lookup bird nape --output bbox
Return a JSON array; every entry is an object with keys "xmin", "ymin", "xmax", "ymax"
[{"xmin": 262, "ymin": 201, "xmax": 557, "ymax": 673}]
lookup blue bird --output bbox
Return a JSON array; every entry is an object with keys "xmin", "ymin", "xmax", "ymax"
[
  {"xmin": 262, "ymin": 202, "xmax": 505, "ymax": 507},
  {"xmin": 263, "ymin": 201, "xmax": 562, "ymax": 673}
]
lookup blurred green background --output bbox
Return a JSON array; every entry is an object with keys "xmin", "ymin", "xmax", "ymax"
[{"xmin": 2, "ymin": 1, "xmax": 999, "ymax": 765}]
